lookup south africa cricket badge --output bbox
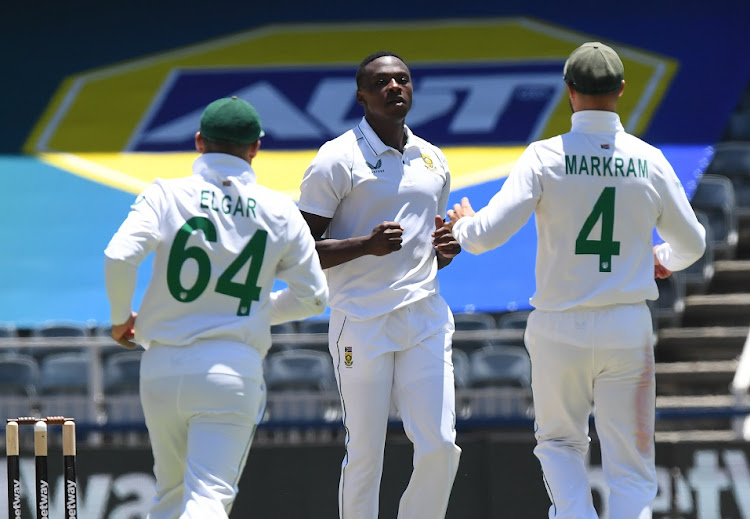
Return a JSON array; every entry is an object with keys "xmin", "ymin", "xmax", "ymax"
[
  {"xmin": 344, "ymin": 346, "xmax": 353, "ymax": 367},
  {"xmin": 421, "ymin": 152, "xmax": 437, "ymax": 171}
]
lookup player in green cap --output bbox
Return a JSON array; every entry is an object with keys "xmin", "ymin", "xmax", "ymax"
[{"xmin": 104, "ymin": 96, "xmax": 328, "ymax": 518}]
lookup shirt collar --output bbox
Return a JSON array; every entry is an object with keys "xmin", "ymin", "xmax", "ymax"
[
  {"xmin": 571, "ymin": 110, "xmax": 624, "ymax": 134},
  {"xmin": 192, "ymin": 153, "xmax": 257, "ymax": 184},
  {"xmin": 357, "ymin": 117, "xmax": 419, "ymax": 156}
]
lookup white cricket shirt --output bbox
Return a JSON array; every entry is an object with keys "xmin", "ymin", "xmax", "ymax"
[
  {"xmin": 104, "ymin": 153, "xmax": 328, "ymax": 353},
  {"xmin": 453, "ymin": 110, "xmax": 706, "ymax": 311},
  {"xmin": 298, "ymin": 118, "xmax": 451, "ymax": 319}
]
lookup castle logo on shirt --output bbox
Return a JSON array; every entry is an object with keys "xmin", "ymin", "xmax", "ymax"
[
  {"xmin": 344, "ymin": 346, "xmax": 353, "ymax": 367},
  {"xmin": 366, "ymin": 159, "xmax": 383, "ymax": 173}
]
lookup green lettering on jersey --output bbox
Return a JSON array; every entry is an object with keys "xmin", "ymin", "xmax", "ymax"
[
  {"xmin": 222, "ymin": 195, "xmax": 232, "ymax": 214},
  {"xmin": 167, "ymin": 217, "xmax": 268, "ymax": 316},
  {"xmin": 602, "ymin": 157, "xmax": 613, "ymax": 176},
  {"xmin": 246, "ymin": 198, "xmax": 257, "ymax": 218},
  {"xmin": 200, "ymin": 190, "xmax": 210, "ymax": 209},
  {"xmin": 615, "ymin": 158, "xmax": 624, "ymax": 176},
  {"xmin": 590, "ymin": 156, "xmax": 601, "ymax": 176},
  {"xmin": 211, "ymin": 191, "xmax": 220, "ymax": 211},
  {"xmin": 575, "ymin": 187, "xmax": 621, "ymax": 272},
  {"xmin": 579, "ymin": 156, "xmax": 589, "ymax": 175},
  {"xmin": 626, "ymin": 158, "xmax": 636, "ymax": 177},
  {"xmin": 638, "ymin": 159, "xmax": 648, "ymax": 178},
  {"xmin": 167, "ymin": 217, "xmax": 216, "ymax": 303},
  {"xmin": 232, "ymin": 198, "xmax": 245, "ymax": 217},
  {"xmin": 565, "ymin": 155, "xmax": 578, "ymax": 175}
]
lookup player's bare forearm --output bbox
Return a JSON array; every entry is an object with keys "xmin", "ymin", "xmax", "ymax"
[
  {"xmin": 316, "ymin": 222, "xmax": 403, "ymax": 268},
  {"xmin": 313, "ymin": 237, "xmax": 373, "ymax": 269},
  {"xmin": 436, "ymin": 252, "xmax": 455, "ymax": 269},
  {"xmin": 302, "ymin": 211, "xmax": 405, "ymax": 269}
]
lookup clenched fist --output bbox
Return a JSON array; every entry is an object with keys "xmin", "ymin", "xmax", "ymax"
[{"xmin": 364, "ymin": 221, "xmax": 404, "ymax": 256}]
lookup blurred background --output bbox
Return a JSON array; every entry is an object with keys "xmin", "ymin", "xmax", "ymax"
[{"xmin": 1, "ymin": 1, "xmax": 750, "ymax": 517}]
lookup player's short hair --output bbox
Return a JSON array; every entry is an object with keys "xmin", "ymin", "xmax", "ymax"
[
  {"xmin": 201, "ymin": 137, "xmax": 253, "ymax": 158},
  {"xmin": 356, "ymin": 51, "xmax": 406, "ymax": 88}
]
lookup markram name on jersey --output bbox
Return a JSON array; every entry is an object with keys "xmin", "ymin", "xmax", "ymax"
[{"xmin": 565, "ymin": 155, "xmax": 649, "ymax": 178}]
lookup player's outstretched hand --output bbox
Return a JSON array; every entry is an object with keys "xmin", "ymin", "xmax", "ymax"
[
  {"xmin": 653, "ymin": 246, "xmax": 673, "ymax": 279},
  {"xmin": 432, "ymin": 215, "xmax": 461, "ymax": 259},
  {"xmin": 111, "ymin": 312, "xmax": 138, "ymax": 349},
  {"xmin": 446, "ymin": 197, "xmax": 475, "ymax": 227},
  {"xmin": 365, "ymin": 221, "xmax": 404, "ymax": 256}
]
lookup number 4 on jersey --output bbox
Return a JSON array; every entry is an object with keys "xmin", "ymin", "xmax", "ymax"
[
  {"xmin": 167, "ymin": 216, "xmax": 267, "ymax": 316},
  {"xmin": 575, "ymin": 187, "xmax": 621, "ymax": 272}
]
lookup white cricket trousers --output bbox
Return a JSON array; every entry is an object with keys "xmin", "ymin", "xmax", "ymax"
[
  {"xmin": 329, "ymin": 295, "xmax": 461, "ymax": 519},
  {"xmin": 140, "ymin": 341, "xmax": 266, "ymax": 519},
  {"xmin": 525, "ymin": 302, "xmax": 657, "ymax": 519}
]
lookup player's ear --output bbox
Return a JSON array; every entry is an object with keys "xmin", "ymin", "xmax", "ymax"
[
  {"xmin": 356, "ymin": 89, "xmax": 366, "ymax": 108},
  {"xmin": 247, "ymin": 139, "xmax": 261, "ymax": 161},
  {"xmin": 195, "ymin": 132, "xmax": 206, "ymax": 153}
]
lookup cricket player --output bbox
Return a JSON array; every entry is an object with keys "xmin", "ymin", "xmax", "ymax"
[
  {"xmin": 104, "ymin": 97, "xmax": 328, "ymax": 519},
  {"xmin": 298, "ymin": 51, "xmax": 462, "ymax": 519},
  {"xmin": 447, "ymin": 42, "xmax": 706, "ymax": 518}
]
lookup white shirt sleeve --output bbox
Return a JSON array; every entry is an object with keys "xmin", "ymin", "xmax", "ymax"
[
  {"xmin": 453, "ymin": 145, "xmax": 542, "ymax": 254},
  {"xmin": 269, "ymin": 202, "xmax": 329, "ymax": 325},
  {"xmin": 298, "ymin": 143, "xmax": 352, "ymax": 218},
  {"xmin": 103, "ymin": 183, "xmax": 164, "ymax": 324},
  {"xmin": 653, "ymin": 152, "xmax": 706, "ymax": 271}
]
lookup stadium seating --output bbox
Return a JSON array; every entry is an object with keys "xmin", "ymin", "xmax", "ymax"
[
  {"xmin": 706, "ymin": 143, "xmax": 750, "ymax": 205},
  {"xmin": 34, "ymin": 320, "xmax": 90, "ymax": 338},
  {"xmin": 104, "ymin": 394, "xmax": 145, "ymax": 424},
  {"xmin": 263, "ymin": 349, "xmax": 340, "ymax": 423},
  {"xmin": 468, "ymin": 345, "xmax": 532, "ymax": 389},
  {"xmin": 25, "ymin": 319, "xmax": 89, "ymax": 361},
  {"xmin": 292, "ymin": 318, "xmax": 330, "ymax": 353},
  {"xmin": 101, "ymin": 351, "xmax": 144, "ymax": 424},
  {"xmin": 0, "ymin": 323, "xmax": 17, "ymax": 338},
  {"xmin": 265, "ymin": 349, "xmax": 337, "ymax": 392},
  {"xmin": 296, "ymin": 318, "xmax": 329, "ymax": 335},
  {"xmin": 724, "ymin": 115, "xmax": 750, "ymax": 141},
  {"xmin": 38, "ymin": 352, "xmax": 90, "ymax": 395},
  {"xmin": 690, "ymin": 174, "xmax": 738, "ymax": 259},
  {"xmin": 104, "ymin": 351, "xmax": 143, "ymax": 395},
  {"xmin": 269, "ymin": 321, "xmax": 297, "ymax": 354},
  {"xmin": 453, "ymin": 312, "xmax": 497, "ymax": 331},
  {"xmin": 496, "ymin": 310, "xmax": 532, "ymax": 330},
  {"xmin": 271, "ymin": 322, "xmax": 297, "ymax": 335},
  {"xmin": 452, "ymin": 338, "xmax": 497, "ymax": 355},
  {"xmin": 0, "ymin": 353, "xmax": 39, "ymax": 397},
  {"xmin": 650, "ymin": 271, "xmax": 687, "ymax": 329},
  {"xmin": 683, "ymin": 211, "xmax": 715, "ymax": 294},
  {"xmin": 452, "ymin": 348, "xmax": 471, "ymax": 388},
  {"xmin": 37, "ymin": 352, "xmax": 95, "ymax": 422}
]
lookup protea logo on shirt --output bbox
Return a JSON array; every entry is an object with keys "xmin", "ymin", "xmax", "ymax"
[
  {"xmin": 421, "ymin": 153, "xmax": 437, "ymax": 171},
  {"xmin": 126, "ymin": 63, "xmax": 565, "ymax": 152}
]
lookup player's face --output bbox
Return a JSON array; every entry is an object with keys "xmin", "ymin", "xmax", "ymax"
[{"xmin": 356, "ymin": 56, "xmax": 413, "ymax": 121}]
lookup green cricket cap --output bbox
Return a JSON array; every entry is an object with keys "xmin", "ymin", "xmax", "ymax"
[
  {"xmin": 200, "ymin": 96, "xmax": 265, "ymax": 144},
  {"xmin": 563, "ymin": 42, "xmax": 624, "ymax": 95}
]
